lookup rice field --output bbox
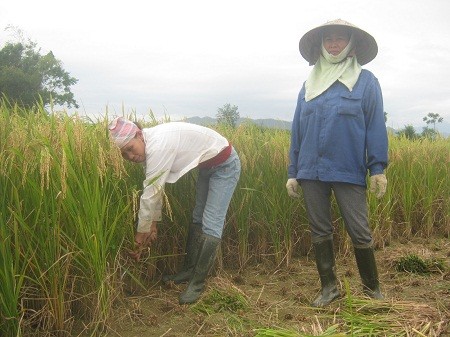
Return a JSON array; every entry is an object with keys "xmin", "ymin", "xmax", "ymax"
[{"xmin": 0, "ymin": 102, "xmax": 449, "ymax": 336}]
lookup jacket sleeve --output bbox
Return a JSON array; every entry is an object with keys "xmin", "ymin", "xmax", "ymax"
[
  {"xmin": 288, "ymin": 85, "xmax": 305, "ymax": 178},
  {"xmin": 363, "ymin": 77, "xmax": 388, "ymax": 176}
]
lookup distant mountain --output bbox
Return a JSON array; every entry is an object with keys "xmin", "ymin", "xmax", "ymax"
[
  {"xmin": 182, "ymin": 116, "xmax": 292, "ymax": 130},
  {"xmin": 432, "ymin": 121, "xmax": 450, "ymax": 137},
  {"xmin": 183, "ymin": 116, "xmax": 217, "ymax": 126},
  {"xmin": 239, "ymin": 118, "xmax": 292, "ymax": 130},
  {"xmin": 182, "ymin": 116, "xmax": 449, "ymax": 137}
]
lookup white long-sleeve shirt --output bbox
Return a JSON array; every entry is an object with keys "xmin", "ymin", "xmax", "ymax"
[{"xmin": 137, "ymin": 122, "xmax": 229, "ymax": 233}]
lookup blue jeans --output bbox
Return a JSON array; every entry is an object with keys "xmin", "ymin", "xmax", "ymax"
[{"xmin": 192, "ymin": 148, "xmax": 241, "ymax": 238}]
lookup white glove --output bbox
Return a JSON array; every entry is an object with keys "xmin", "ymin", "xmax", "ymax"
[
  {"xmin": 286, "ymin": 178, "xmax": 300, "ymax": 198},
  {"xmin": 369, "ymin": 174, "xmax": 387, "ymax": 198}
]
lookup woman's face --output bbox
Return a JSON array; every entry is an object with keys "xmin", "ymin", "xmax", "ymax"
[
  {"xmin": 120, "ymin": 132, "xmax": 146, "ymax": 163},
  {"xmin": 322, "ymin": 27, "xmax": 351, "ymax": 56}
]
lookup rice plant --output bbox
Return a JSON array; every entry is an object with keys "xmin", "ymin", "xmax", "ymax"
[{"xmin": 0, "ymin": 99, "xmax": 448, "ymax": 336}]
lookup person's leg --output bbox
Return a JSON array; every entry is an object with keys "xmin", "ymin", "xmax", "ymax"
[
  {"xmin": 332, "ymin": 182, "xmax": 383, "ymax": 299},
  {"xmin": 299, "ymin": 180, "xmax": 333, "ymax": 242},
  {"xmin": 162, "ymin": 171, "xmax": 209, "ymax": 284},
  {"xmin": 199, "ymin": 149, "xmax": 241, "ymax": 239},
  {"xmin": 179, "ymin": 233, "xmax": 221, "ymax": 304},
  {"xmin": 162, "ymin": 222, "xmax": 202, "ymax": 284},
  {"xmin": 300, "ymin": 180, "xmax": 340, "ymax": 306},
  {"xmin": 179, "ymin": 149, "xmax": 240, "ymax": 304},
  {"xmin": 192, "ymin": 169, "xmax": 210, "ymax": 225},
  {"xmin": 353, "ymin": 246, "xmax": 383, "ymax": 299},
  {"xmin": 331, "ymin": 182, "xmax": 372, "ymax": 247}
]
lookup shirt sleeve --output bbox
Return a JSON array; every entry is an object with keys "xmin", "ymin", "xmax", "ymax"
[
  {"xmin": 363, "ymin": 77, "xmax": 388, "ymax": 176},
  {"xmin": 137, "ymin": 148, "xmax": 177, "ymax": 233}
]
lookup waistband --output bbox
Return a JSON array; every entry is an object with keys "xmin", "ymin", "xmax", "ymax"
[{"xmin": 198, "ymin": 143, "xmax": 232, "ymax": 169}]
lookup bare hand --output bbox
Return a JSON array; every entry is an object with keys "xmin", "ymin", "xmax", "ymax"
[{"xmin": 129, "ymin": 225, "xmax": 158, "ymax": 261}]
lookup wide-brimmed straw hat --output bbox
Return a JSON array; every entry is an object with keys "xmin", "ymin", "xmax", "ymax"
[{"xmin": 299, "ymin": 19, "xmax": 378, "ymax": 66}]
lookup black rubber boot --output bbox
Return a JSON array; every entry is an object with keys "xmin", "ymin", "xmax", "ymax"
[
  {"xmin": 311, "ymin": 239, "xmax": 340, "ymax": 307},
  {"xmin": 162, "ymin": 223, "xmax": 202, "ymax": 284},
  {"xmin": 354, "ymin": 247, "xmax": 384, "ymax": 299},
  {"xmin": 179, "ymin": 234, "xmax": 221, "ymax": 304}
]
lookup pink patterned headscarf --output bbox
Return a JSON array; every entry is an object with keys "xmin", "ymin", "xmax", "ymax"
[{"xmin": 108, "ymin": 117, "xmax": 139, "ymax": 148}]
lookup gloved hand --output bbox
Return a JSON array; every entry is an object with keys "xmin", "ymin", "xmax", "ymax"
[
  {"xmin": 286, "ymin": 178, "xmax": 300, "ymax": 198},
  {"xmin": 369, "ymin": 174, "xmax": 387, "ymax": 198}
]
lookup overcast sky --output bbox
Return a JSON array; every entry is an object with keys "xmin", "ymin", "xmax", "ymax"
[{"xmin": 1, "ymin": 0, "xmax": 450, "ymax": 132}]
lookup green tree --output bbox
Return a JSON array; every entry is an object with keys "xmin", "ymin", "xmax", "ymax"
[
  {"xmin": 216, "ymin": 103, "xmax": 240, "ymax": 128},
  {"xmin": 0, "ymin": 29, "xmax": 78, "ymax": 109},
  {"xmin": 421, "ymin": 126, "xmax": 438, "ymax": 140},
  {"xmin": 397, "ymin": 124, "xmax": 417, "ymax": 140},
  {"xmin": 422, "ymin": 112, "xmax": 443, "ymax": 131}
]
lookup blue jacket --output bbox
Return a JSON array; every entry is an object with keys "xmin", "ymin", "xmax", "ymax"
[{"xmin": 288, "ymin": 69, "xmax": 388, "ymax": 187}]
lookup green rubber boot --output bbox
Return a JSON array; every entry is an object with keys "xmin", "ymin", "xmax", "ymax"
[
  {"xmin": 311, "ymin": 239, "xmax": 340, "ymax": 307},
  {"xmin": 354, "ymin": 247, "xmax": 384, "ymax": 299},
  {"xmin": 179, "ymin": 234, "xmax": 220, "ymax": 304},
  {"xmin": 162, "ymin": 223, "xmax": 202, "ymax": 284}
]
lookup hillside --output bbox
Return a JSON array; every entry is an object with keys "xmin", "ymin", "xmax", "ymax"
[
  {"xmin": 183, "ymin": 116, "xmax": 292, "ymax": 130},
  {"xmin": 182, "ymin": 116, "xmax": 449, "ymax": 136}
]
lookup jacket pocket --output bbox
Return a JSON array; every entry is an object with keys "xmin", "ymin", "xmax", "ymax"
[{"xmin": 338, "ymin": 92, "xmax": 363, "ymax": 117}]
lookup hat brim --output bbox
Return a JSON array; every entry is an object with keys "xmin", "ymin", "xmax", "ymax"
[{"xmin": 299, "ymin": 20, "xmax": 378, "ymax": 66}]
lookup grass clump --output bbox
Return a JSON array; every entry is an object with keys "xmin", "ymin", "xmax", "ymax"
[
  {"xmin": 192, "ymin": 288, "xmax": 248, "ymax": 315},
  {"xmin": 396, "ymin": 254, "xmax": 429, "ymax": 274},
  {"xmin": 395, "ymin": 254, "xmax": 446, "ymax": 274}
]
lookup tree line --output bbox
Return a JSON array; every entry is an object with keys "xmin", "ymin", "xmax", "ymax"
[{"xmin": 396, "ymin": 112, "xmax": 444, "ymax": 140}]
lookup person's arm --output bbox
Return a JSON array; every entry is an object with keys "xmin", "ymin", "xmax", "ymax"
[
  {"xmin": 363, "ymin": 77, "xmax": 388, "ymax": 198},
  {"xmin": 130, "ymin": 147, "xmax": 176, "ymax": 260},
  {"xmin": 288, "ymin": 86, "xmax": 305, "ymax": 179},
  {"xmin": 129, "ymin": 221, "xmax": 158, "ymax": 261},
  {"xmin": 136, "ymin": 172, "xmax": 167, "ymax": 233},
  {"xmin": 286, "ymin": 87, "xmax": 305, "ymax": 198},
  {"xmin": 364, "ymin": 77, "xmax": 388, "ymax": 176}
]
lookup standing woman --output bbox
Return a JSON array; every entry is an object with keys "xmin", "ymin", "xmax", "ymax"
[
  {"xmin": 286, "ymin": 19, "xmax": 388, "ymax": 307},
  {"xmin": 109, "ymin": 117, "xmax": 241, "ymax": 304}
]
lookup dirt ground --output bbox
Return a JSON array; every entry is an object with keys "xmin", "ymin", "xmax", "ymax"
[{"xmin": 82, "ymin": 237, "xmax": 450, "ymax": 337}]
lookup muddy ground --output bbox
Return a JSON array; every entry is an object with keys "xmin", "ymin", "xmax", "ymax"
[{"xmin": 79, "ymin": 237, "xmax": 450, "ymax": 337}]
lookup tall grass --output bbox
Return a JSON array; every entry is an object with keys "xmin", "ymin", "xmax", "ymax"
[
  {"xmin": 387, "ymin": 136, "xmax": 449, "ymax": 237},
  {"xmin": 0, "ymin": 104, "xmax": 133, "ymax": 336},
  {"xmin": 0, "ymin": 101, "xmax": 448, "ymax": 335},
  {"xmin": 219, "ymin": 123, "xmax": 309, "ymax": 266}
]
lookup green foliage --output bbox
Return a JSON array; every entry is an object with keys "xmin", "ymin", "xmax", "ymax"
[
  {"xmin": 396, "ymin": 254, "xmax": 429, "ymax": 274},
  {"xmin": 0, "ymin": 31, "xmax": 78, "ymax": 109},
  {"xmin": 216, "ymin": 103, "xmax": 240, "ymax": 128},
  {"xmin": 0, "ymin": 104, "xmax": 131, "ymax": 335},
  {"xmin": 192, "ymin": 289, "xmax": 248, "ymax": 315},
  {"xmin": 395, "ymin": 254, "xmax": 446, "ymax": 274},
  {"xmin": 396, "ymin": 124, "xmax": 417, "ymax": 140},
  {"xmin": 423, "ymin": 112, "xmax": 443, "ymax": 130},
  {"xmin": 421, "ymin": 126, "xmax": 439, "ymax": 140},
  {"xmin": 1, "ymin": 101, "xmax": 449, "ymax": 335},
  {"xmin": 421, "ymin": 112, "xmax": 444, "ymax": 139}
]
